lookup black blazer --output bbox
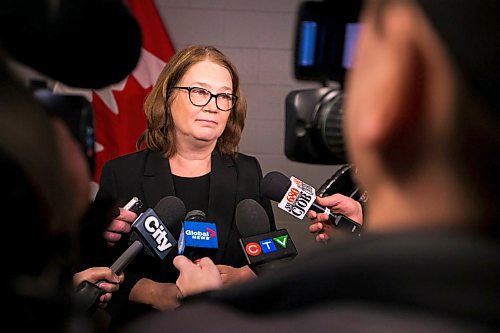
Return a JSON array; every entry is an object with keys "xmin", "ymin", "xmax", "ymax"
[{"xmin": 92, "ymin": 148, "xmax": 275, "ymax": 324}]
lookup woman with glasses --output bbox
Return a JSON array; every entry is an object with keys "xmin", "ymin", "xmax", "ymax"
[{"xmin": 91, "ymin": 45, "xmax": 276, "ymax": 330}]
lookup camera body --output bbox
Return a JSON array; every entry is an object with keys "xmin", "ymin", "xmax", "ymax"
[{"xmin": 285, "ymin": 0, "xmax": 361, "ymax": 165}]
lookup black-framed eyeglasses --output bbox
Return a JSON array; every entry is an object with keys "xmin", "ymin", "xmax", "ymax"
[{"xmin": 173, "ymin": 86, "xmax": 238, "ymax": 111}]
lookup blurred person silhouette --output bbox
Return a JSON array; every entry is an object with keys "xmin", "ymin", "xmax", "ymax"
[
  {"xmin": 125, "ymin": 0, "xmax": 499, "ymax": 332},
  {"xmin": 0, "ymin": 0, "xmax": 141, "ymax": 331},
  {"xmin": 0, "ymin": 52, "xmax": 123, "ymax": 332}
]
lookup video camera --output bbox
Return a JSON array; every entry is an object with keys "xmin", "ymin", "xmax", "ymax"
[
  {"xmin": 31, "ymin": 82, "xmax": 96, "ymax": 176},
  {"xmin": 285, "ymin": 0, "xmax": 362, "ymax": 165}
]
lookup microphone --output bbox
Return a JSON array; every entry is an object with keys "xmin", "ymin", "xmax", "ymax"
[
  {"xmin": 0, "ymin": 0, "xmax": 142, "ymax": 89},
  {"xmin": 118, "ymin": 195, "xmax": 186, "ymax": 269},
  {"xmin": 261, "ymin": 171, "xmax": 362, "ymax": 235},
  {"xmin": 178, "ymin": 210, "xmax": 218, "ymax": 261},
  {"xmin": 74, "ymin": 195, "xmax": 186, "ymax": 312},
  {"xmin": 317, "ymin": 164, "xmax": 368, "ymax": 202},
  {"xmin": 236, "ymin": 199, "xmax": 298, "ymax": 275}
]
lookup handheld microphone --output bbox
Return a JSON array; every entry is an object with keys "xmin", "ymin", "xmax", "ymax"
[
  {"xmin": 178, "ymin": 210, "xmax": 218, "ymax": 261},
  {"xmin": 317, "ymin": 164, "xmax": 368, "ymax": 202},
  {"xmin": 74, "ymin": 195, "xmax": 186, "ymax": 312},
  {"xmin": 261, "ymin": 171, "xmax": 362, "ymax": 235},
  {"xmin": 121, "ymin": 195, "xmax": 186, "ymax": 267},
  {"xmin": 236, "ymin": 199, "xmax": 298, "ymax": 275}
]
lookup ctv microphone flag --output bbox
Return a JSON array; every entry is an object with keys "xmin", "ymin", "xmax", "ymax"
[
  {"xmin": 235, "ymin": 198, "xmax": 298, "ymax": 273},
  {"xmin": 239, "ymin": 229, "xmax": 297, "ymax": 268}
]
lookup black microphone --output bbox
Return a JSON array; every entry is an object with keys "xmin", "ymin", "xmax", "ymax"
[
  {"xmin": 236, "ymin": 199, "xmax": 298, "ymax": 275},
  {"xmin": 74, "ymin": 195, "xmax": 186, "ymax": 312},
  {"xmin": 0, "ymin": 0, "xmax": 142, "ymax": 89},
  {"xmin": 317, "ymin": 164, "xmax": 368, "ymax": 202},
  {"xmin": 261, "ymin": 171, "xmax": 362, "ymax": 235},
  {"xmin": 116, "ymin": 195, "xmax": 186, "ymax": 270},
  {"xmin": 178, "ymin": 210, "xmax": 218, "ymax": 261}
]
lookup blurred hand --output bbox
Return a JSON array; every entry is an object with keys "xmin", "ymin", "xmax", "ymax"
[
  {"xmin": 73, "ymin": 267, "xmax": 124, "ymax": 308},
  {"xmin": 103, "ymin": 208, "xmax": 137, "ymax": 247},
  {"xmin": 307, "ymin": 193, "xmax": 363, "ymax": 243},
  {"xmin": 129, "ymin": 278, "xmax": 181, "ymax": 312},
  {"xmin": 216, "ymin": 264, "xmax": 256, "ymax": 287},
  {"xmin": 173, "ymin": 256, "xmax": 222, "ymax": 298}
]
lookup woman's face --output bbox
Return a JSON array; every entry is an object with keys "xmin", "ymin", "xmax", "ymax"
[{"xmin": 170, "ymin": 60, "xmax": 232, "ymax": 147}]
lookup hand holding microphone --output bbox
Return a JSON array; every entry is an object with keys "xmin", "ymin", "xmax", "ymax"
[
  {"xmin": 261, "ymin": 171, "xmax": 362, "ymax": 236},
  {"xmin": 73, "ymin": 267, "xmax": 124, "ymax": 309},
  {"xmin": 103, "ymin": 197, "xmax": 142, "ymax": 247},
  {"xmin": 174, "ymin": 209, "xmax": 224, "ymax": 297},
  {"xmin": 176, "ymin": 206, "xmax": 259, "ymax": 288},
  {"xmin": 75, "ymin": 196, "xmax": 186, "ymax": 312},
  {"xmin": 111, "ymin": 195, "xmax": 186, "ymax": 273},
  {"xmin": 307, "ymin": 193, "xmax": 363, "ymax": 242},
  {"xmin": 173, "ymin": 256, "xmax": 222, "ymax": 299}
]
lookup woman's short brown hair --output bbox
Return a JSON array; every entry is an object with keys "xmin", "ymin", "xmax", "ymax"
[{"xmin": 136, "ymin": 45, "xmax": 246, "ymax": 157}]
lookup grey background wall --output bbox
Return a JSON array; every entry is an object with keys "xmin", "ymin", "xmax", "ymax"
[{"xmin": 154, "ymin": 0, "xmax": 341, "ymax": 256}]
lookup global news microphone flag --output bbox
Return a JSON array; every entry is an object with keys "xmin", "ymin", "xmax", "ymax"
[{"xmin": 54, "ymin": 0, "xmax": 175, "ymax": 190}]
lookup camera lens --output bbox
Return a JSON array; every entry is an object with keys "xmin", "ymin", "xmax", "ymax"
[
  {"xmin": 285, "ymin": 87, "xmax": 346, "ymax": 165},
  {"xmin": 313, "ymin": 90, "xmax": 344, "ymax": 160}
]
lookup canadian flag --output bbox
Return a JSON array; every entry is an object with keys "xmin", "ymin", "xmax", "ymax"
[{"xmin": 55, "ymin": 0, "xmax": 175, "ymax": 196}]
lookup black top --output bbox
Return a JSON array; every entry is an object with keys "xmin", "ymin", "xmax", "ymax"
[
  {"xmin": 173, "ymin": 173, "xmax": 210, "ymax": 214},
  {"xmin": 173, "ymin": 173, "xmax": 214, "ymax": 261}
]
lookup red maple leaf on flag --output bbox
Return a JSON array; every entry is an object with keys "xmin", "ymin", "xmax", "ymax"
[
  {"xmin": 92, "ymin": 76, "xmax": 151, "ymax": 181},
  {"xmin": 92, "ymin": 0, "xmax": 175, "ymax": 185}
]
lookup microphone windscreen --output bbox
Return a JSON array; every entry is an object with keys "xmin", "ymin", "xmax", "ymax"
[
  {"xmin": 261, "ymin": 171, "xmax": 292, "ymax": 202},
  {"xmin": 185, "ymin": 209, "xmax": 207, "ymax": 221},
  {"xmin": 154, "ymin": 196, "xmax": 186, "ymax": 228},
  {"xmin": 235, "ymin": 199, "xmax": 271, "ymax": 236}
]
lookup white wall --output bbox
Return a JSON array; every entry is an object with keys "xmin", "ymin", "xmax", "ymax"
[{"xmin": 155, "ymin": 0, "xmax": 343, "ymax": 256}]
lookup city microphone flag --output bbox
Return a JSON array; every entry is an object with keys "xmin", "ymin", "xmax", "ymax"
[{"xmin": 54, "ymin": 0, "xmax": 175, "ymax": 193}]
